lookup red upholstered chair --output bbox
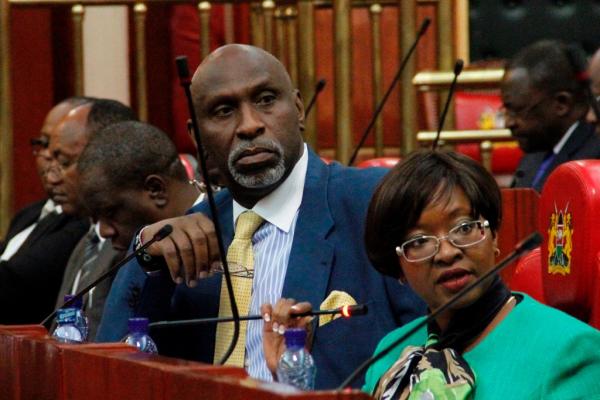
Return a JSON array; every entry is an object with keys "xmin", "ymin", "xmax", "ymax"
[
  {"xmin": 453, "ymin": 91, "xmax": 524, "ymax": 176},
  {"xmin": 510, "ymin": 248, "xmax": 545, "ymax": 303},
  {"xmin": 538, "ymin": 160, "xmax": 600, "ymax": 329},
  {"xmin": 356, "ymin": 157, "xmax": 401, "ymax": 169}
]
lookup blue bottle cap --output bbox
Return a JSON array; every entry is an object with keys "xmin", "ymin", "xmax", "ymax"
[
  {"xmin": 63, "ymin": 294, "xmax": 83, "ymax": 309},
  {"xmin": 283, "ymin": 328, "xmax": 307, "ymax": 348},
  {"xmin": 128, "ymin": 317, "xmax": 149, "ymax": 333}
]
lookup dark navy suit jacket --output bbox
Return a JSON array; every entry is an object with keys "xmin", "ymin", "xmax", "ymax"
[
  {"xmin": 97, "ymin": 149, "xmax": 425, "ymax": 389},
  {"xmin": 512, "ymin": 121, "xmax": 600, "ymax": 192}
]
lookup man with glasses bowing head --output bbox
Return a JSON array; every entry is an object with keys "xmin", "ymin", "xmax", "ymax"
[
  {"xmin": 122, "ymin": 44, "xmax": 424, "ymax": 389},
  {"xmin": 502, "ymin": 39, "xmax": 600, "ymax": 192}
]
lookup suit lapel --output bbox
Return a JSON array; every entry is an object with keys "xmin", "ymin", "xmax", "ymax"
[
  {"xmin": 21, "ymin": 212, "xmax": 65, "ymax": 252},
  {"xmin": 282, "ymin": 150, "xmax": 335, "ymax": 310},
  {"xmin": 554, "ymin": 122, "xmax": 591, "ymax": 165},
  {"xmin": 513, "ymin": 152, "xmax": 546, "ymax": 188}
]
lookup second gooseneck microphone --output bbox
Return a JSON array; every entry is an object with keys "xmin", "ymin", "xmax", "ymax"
[
  {"xmin": 348, "ymin": 17, "xmax": 431, "ymax": 166},
  {"xmin": 432, "ymin": 59, "xmax": 464, "ymax": 150},
  {"xmin": 305, "ymin": 79, "xmax": 327, "ymax": 117},
  {"xmin": 41, "ymin": 224, "xmax": 173, "ymax": 327},
  {"xmin": 175, "ymin": 56, "xmax": 241, "ymax": 366},
  {"xmin": 149, "ymin": 304, "xmax": 368, "ymax": 329},
  {"xmin": 337, "ymin": 231, "xmax": 542, "ymax": 390}
]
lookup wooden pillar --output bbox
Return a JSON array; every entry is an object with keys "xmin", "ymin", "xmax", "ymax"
[
  {"xmin": 297, "ymin": 0, "xmax": 317, "ymax": 148},
  {"xmin": 134, "ymin": 3, "xmax": 148, "ymax": 121},
  {"xmin": 399, "ymin": 0, "xmax": 416, "ymax": 155},
  {"xmin": 0, "ymin": 0, "xmax": 12, "ymax": 235},
  {"xmin": 333, "ymin": 0, "xmax": 352, "ymax": 164},
  {"xmin": 71, "ymin": 4, "xmax": 85, "ymax": 96},
  {"xmin": 198, "ymin": 1, "xmax": 211, "ymax": 59},
  {"xmin": 370, "ymin": 3, "xmax": 383, "ymax": 157}
]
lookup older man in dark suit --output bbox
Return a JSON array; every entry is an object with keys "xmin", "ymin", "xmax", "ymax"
[
  {"xmin": 502, "ymin": 40, "xmax": 600, "ymax": 192},
  {"xmin": 48, "ymin": 99, "xmax": 137, "ymax": 339},
  {"xmin": 0, "ymin": 98, "xmax": 90, "ymax": 324}
]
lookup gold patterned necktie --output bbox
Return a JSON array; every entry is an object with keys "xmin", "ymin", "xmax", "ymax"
[{"xmin": 213, "ymin": 210, "xmax": 264, "ymax": 366}]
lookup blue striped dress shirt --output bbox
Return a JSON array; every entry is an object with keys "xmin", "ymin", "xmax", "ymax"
[{"xmin": 232, "ymin": 144, "xmax": 308, "ymax": 381}]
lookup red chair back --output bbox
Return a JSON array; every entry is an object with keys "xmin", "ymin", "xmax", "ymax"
[
  {"xmin": 539, "ymin": 160, "xmax": 600, "ymax": 327},
  {"xmin": 356, "ymin": 157, "xmax": 400, "ymax": 169},
  {"xmin": 510, "ymin": 248, "xmax": 545, "ymax": 303}
]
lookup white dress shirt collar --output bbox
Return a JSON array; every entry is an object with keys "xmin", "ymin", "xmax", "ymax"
[
  {"xmin": 233, "ymin": 143, "xmax": 308, "ymax": 233},
  {"xmin": 553, "ymin": 121, "xmax": 579, "ymax": 155}
]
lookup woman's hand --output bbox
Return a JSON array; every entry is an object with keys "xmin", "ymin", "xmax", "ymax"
[{"xmin": 261, "ymin": 298, "xmax": 313, "ymax": 376}]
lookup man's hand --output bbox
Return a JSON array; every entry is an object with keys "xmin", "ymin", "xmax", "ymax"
[
  {"xmin": 261, "ymin": 299, "xmax": 313, "ymax": 376},
  {"xmin": 141, "ymin": 213, "xmax": 220, "ymax": 287}
]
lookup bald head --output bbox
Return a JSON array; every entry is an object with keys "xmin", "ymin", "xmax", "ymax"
[
  {"xmin": 590, "ymin": 48, "xmax": 600, "ymax": 97},
  {"xmin": 36, "ymin": 97, "xmax": 91, "ymax": 197},
  {"xmin": 191, "ymin": 44, "xmax": 294, "ymax": 106},
  {"xmin": 187, "ymin": 44, "xmax": 305, "ymax": 208}
]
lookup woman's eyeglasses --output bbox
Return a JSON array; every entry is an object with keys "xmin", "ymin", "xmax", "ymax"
[{"xmin": 396, "ymin": 220, "xmax": 490, "ymax": 262}]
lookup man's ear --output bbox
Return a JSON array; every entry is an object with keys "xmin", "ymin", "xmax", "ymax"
[
  {"xmin": 294, "ymin": 89, "xmax": 306, "ymax": 132},
  {"xmin": 144, "ymin": 175, "xmax": 168, "ymax": 208},
  {"xmin": 554, "ymin": 91, "xmax": 574, "ymax": 117}
]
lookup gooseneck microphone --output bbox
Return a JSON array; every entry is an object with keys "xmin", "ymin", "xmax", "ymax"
[
  {"xmin": 149, "ymin": 304, "xmax": 368, "ymax": 329},
  {"xmin": 348, "ymin": 17, "xmax": 431, "ymax": 166},
  {"xmin": 337, "ymin": 232, "xmax": 542, "ymax": 390},
  {"xmin": 40, "ymin": 224, "xmax": 173, "ymax": 327},
  {"xmin": 175, "ymin": 56, "xmax": 240, "ymax": 366},
  {"xmin": 305, "ymin": 78, "xmax": 326, "ymax": 117},
  {"xmin": 432, "ymin": 59, "xmax": 464, "ymax": 150}
]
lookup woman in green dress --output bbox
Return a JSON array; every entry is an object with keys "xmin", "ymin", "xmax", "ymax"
[
  {"xmin": 262, "ymin": 150, "xmax": 600, "ymax": 398},
  {"xmin": 362, "ymin": 150, "xmax": 600, "ymax": 399}
]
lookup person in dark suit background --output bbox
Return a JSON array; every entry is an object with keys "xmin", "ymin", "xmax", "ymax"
[
  {"xmin": 502, "ymin": 40, "xmax": 600, "ymax": 192},
  {"xmin": 99, "ymin": 44, "xmax": 425, "ymax": 389},
  {"xmin": 0, "ymin": 97, "xmax": 91, "ymax": 324},
  {"xmin": 47, "ymin": 99, "xmax": 137, "ymax": 339},
  {"xmin": 585, "ymin": 47, "xmax": 600, "ymax": 133},
  {"xmin": 75, "ymin": 121, "xmax": 202, "ymax": 342}
]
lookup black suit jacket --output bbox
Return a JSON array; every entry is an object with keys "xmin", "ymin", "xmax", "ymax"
[
  {"xmin": 512, "ymin": 122, "xmax": 600, "ymax": 192},
  {"xmin": 0, "ymin": 200, "xmax": 89, "ymax": 324}
]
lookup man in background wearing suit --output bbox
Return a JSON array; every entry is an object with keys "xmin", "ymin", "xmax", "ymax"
[
  {"xmin": 73, "ymin": 121, "xmax": 202, "ymax": 342},
  {"xmin": 107, "ymin": 44, "xmax": 424, "ymax": 389},
  {"xmin": 502, "ymin": 40, "xmax": 600, "ymax": 192},
  {"xmin": 0, "ymin": 98, "xmax": 90, "ymax": 324},
  {"xmin": 586, "ymin": 47, "xmax": 600, "ymax": 133},
  {"xmin": 47, "ymin": 99, "xmax": 137, "ymax": 339}
]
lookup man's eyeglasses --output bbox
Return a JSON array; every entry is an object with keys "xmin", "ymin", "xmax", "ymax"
[
  {"xmin": 395, "ymin": 220, "xmax": 490, "ymax": 263},
  {"xmin": 30, "ymin": 136, "xmax": 49, "ymax": 156},
  {"xmin": 210, "ymin": 263, "xmax": 253, "ymax": 279}
]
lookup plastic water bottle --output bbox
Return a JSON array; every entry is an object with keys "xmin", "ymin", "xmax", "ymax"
[
  {"xmin": 276, "ymin": 328, "xmax": 316, "ymax": 390},
  {"xmin": 52, "ymin": 295, "xmax": 88, "ymax": 344},
  {"xmin": 123, "ymin": 317, "xmax": 158, "ymax": 354}
]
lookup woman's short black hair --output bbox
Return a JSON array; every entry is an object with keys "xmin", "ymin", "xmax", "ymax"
[{"xmin": 365, "ymin": 150, "xmax": 502, "ymax": 279}]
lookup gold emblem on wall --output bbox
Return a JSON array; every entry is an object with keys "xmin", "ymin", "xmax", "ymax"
[{"xmin": 548, "ymin": 204, "xmax": 573, "ymax": 275}]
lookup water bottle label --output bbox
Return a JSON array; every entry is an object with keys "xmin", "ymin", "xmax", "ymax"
[{"xmin": 56, "ymin": 308, "xmax": 78, "ymax": 324}]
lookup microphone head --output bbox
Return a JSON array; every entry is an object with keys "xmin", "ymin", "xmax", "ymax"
[
  {"xmin": 153, "ymin": 224, "xmax": 173, "ymax": 241},
  {"xmin": 316, "ymin": 78, "xmax": 327, "ymax": 92},
  {"xmin": 175, "ymin": 56, "xmax": 190, "ymax": 80},
  {"xmin": 454, "ymin": 59, "xmax": 464, "ymax": 76},
  {"xmin": 516, "ymin": 232, "xmax": 542, "ymax": 252},
  {"xmin": 340, "ymin": 304, "xmax": 368, "ymax": 318},
  {"xmin": 418, "ymin": 18, "xmax": 431, "ymax": 36}
]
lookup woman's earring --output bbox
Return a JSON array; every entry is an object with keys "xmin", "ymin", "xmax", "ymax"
[
  {"xmin": 398, "ymin": 276, "xmax": 406, "ymax": 286},
  {"xmin": 494, "ymin": 248, "xmax": 500, "ymax": 257}
]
